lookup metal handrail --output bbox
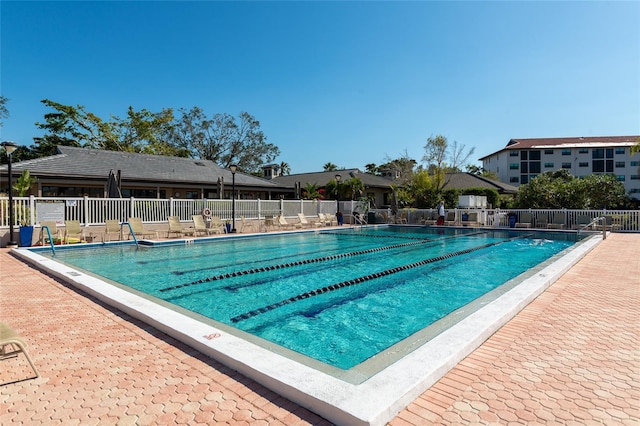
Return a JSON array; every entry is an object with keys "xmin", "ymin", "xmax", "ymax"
[
  {"xmin": 578, "ymin": 216, "xmax": 607, "ymax": 240},
  {"xmin": 39, "ymin": 225, "xmax": 56, "ymax": 254},
  {"xmin": 121, "ymin": 222, "xmax": 139, "ymax": 249}
]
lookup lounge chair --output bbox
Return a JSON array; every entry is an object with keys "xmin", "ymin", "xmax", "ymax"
[
  {"xmin": 420, "ymin": 211, "xmax": 438, "ymax": 226},
  {"xmin": 572, "ymin": 215, "xmax": 593, "ymax": 230},
  {"xmin": 1, "ymin": 322, "xmax": 39, "ymax": 385},
  {"xmin": 462, "ymin": 212, "xmax": 478, "ymax": 227},
  {"xmin": 210, "ymin": 216, "xmax": 227, "ymax": 234},
  {"xmin": 261, "ymin": 215, "xmax": 276, "ymax": 232},
  {"xmin": 444, "ymin": 211, "xmax": 457, "ymax": 226},
  {"xmin": 39, "ymin": 221, "xmax": 62, "ymax": 245},
  {"xmin": 192, "ymin": 215, "xmax": 222, "ymax": 236},
  {"xmin": 126, "ymin": 217, "xmax": 158, "ymax": 239},
  {"xmin": 515, "ymin": 212, "xmax": 532, "ymax": 228},
  {"xmin": 104, "ymin": 220, "xmax": 122, "ymax": 242},
  {"xmin": 167, "ymin": 216, "xmax": 195, "ymax": 238},
  {"xmin": 64, "ymin": 220, "xmax": 86, "ymax": 244},
  {"xmin": 276, "ymin": 215, "xmax": 296, "ymax": 230},
  {"xmin": 535, "ymin": 214, "xmax": 548, "ymax": 228},
  {"xmin": 297, "ymin": 213, "xmax": 320, "ymax": 228},
  {"xmin": 395, "ymin": 212, "xmax": 408, "ymax": 224},
  {"xmin": 547, "ymin": 212, "xmax": 566, "ymax": 229}
]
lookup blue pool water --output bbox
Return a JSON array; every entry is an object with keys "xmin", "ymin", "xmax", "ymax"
[{"xmin": 41, "ymin": 227, "xmax": 576, "ymax": 370}]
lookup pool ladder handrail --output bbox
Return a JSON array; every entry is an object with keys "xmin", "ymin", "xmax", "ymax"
[
  {"xmin": 39, "ymin": 225, "xmax": 56, "ymax": 255},
  {"xmin": 577, "ymin": 216, "xmax": 607, "ymax": 240},
  {"xmin": 120, "ymin": 222, "xmax": 139, "ymax": 248}
]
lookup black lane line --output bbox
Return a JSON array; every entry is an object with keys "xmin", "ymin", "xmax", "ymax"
[
  {"xmin": 229, "ymin": 234, "xmax": 530, "ymax": 323},
  {"xmin": 159, "ymin": 239, "xmax": 434, "ymax": 293},
  {"xmin": 159, "ymin": 231, "xmax": 490, "ymax": 293}
]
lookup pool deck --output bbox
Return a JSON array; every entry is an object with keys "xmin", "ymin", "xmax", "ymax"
[{"xmin": 1, "ymin": 232, "xmax": 638, "ymax": 425}]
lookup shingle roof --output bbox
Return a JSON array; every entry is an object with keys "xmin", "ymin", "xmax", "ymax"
[
  {"xmin": 1, "ymin": 146, "xmax": 283, "ymax": 189},
  {"xmin": 273, "ymin": 169, "xmax": 393, "ymax": 188},
  {"xmin": 479, "ymin": 136, "xmax": 640, "ymax": 160},
  {"xmin": 442, "ymin": 173, "xmax": 518, "ymax": 194}
]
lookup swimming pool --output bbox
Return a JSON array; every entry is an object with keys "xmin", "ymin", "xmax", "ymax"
[{"xmin": 15, "ymin": 225, "xmax": 601, "ymax": 425}]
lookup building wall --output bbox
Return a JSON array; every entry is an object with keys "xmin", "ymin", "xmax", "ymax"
[{"xmin": 482, "ymin": 146, "xmax": 640, "ymax": 199}]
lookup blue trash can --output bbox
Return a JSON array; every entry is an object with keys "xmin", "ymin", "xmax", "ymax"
[
  {"xmin": 19, "ymin": 226, "xmax": 34, "ymax": 247},
  {"xmin": 508, "ymin": 213, "xmax": 517, "ymax": 228}
]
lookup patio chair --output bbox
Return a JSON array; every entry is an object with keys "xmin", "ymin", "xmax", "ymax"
[
  {"xmin": 515, "ymin": 212, "xmax": 532, "ymax": 228},
  {"xmin": 126, "ymin": 217, "xmax": 158, "ymax": 239},
  {"xmin": 535, "ymin": 214, "xmax": 548, "ymax": 229},
  {"xmin": 395, "ymin": 211, "xmax": 408, "ymax": 224},
  {"xmin": 64, "ymin": 220, "xmax": 86, "ymax": 244},
  {"xmin": 167, "ymin": 216, "xmax": 195, "ymax": 238},
  {"xmin": 39, "ymin": 221, "xmax": 62, "ymax": 245},
  {"xmin": 297, "ymin": 213, "xmax": 320, "ymax": 228},
  {"xmin": 547, "ymin": 212, "xmax": 566, "ymax": 229},
  {"xmin": 104, "ymin": 220, "xmax": 122, "ymax": 242},
  {"xmin": 1, "ymin": 322, "xmax": 39, "ymax": 385},
  {"xmin": 192, "ymin": 215, "xmax": 222, "ymax": 236},
  {"xmin": 420, "ymin": 211, "xmax": 438, "ymax": 226}
]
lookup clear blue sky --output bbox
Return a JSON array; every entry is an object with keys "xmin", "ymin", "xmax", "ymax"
[{"xmin": 1, "ymin": 1, "xmax": 639, "ymax": 174}]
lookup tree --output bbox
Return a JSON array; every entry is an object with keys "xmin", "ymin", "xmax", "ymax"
[
  {"xmin": 323, "ymin": 162, "xmax": 338, "ymax": 171},
  {"xmin": 13, "ymin": 170, "xmax": 38, "ymax": 196},
  {"xmin": 279, "ymin": 161, "xmax": 291, "ymax": 176},
  {"xmin": 422, "ymin": 135, "xmax": 476, "ymax": 189},
  {"xmin": 302, "ymin": 182, "xmax": 322, "ymax": 200},
  {"xmin": 379, "ymin": 150, "xmax": 417, "ymax": 184},
  {"xmin": 0, "ymin": 95, "xmax": 8, "ymax": 127},
  {"xmin": 364, "ymin": 163, "xmax": 379, "ymax": 175},
  {"xmin": 34, "ymin": 99, "xmax": 181, "ymax": 156},
  {"xmin": 513, "ymin": 170, "xmax": 631, "ymax": 209},
  {"xmin": 466, "ymin": 164, "xmax": 500, "ymax": 180},
  {"xmin": 168, "ymin": 107, "xmax": 279, "ymax": 173},
  {"xmin": 344, "ymin": 177, "xmax": 364, "ymax": 200}
]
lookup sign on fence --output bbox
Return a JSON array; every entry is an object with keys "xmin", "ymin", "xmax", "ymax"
[{"xmin": 36, "ymin": 202, "xmax": 65, "ymax": 224}]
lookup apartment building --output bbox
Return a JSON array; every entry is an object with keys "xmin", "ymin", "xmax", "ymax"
[{"xmin": 480, "ymin": 136, "xmax": 640, "ymax": 199}]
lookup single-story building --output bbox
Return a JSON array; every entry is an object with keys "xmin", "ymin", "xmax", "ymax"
[{"xmin": 0, "ymin": 146, "xmax": 294, "ymax": 199}]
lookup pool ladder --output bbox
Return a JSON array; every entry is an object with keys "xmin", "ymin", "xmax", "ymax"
[{"xmin": 39, "ymin": 225, "xmax": 56, "ymax": 255}]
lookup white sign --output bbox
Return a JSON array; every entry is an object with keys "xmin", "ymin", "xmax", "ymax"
[{"xmin": 36, "ymin": 202, "xmax": 65, "ymax": 224}]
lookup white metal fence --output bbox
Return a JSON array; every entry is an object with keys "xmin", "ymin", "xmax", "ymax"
[{"xmin": 1, "ymin": 196, "xmax": 638, "ymax": 232}]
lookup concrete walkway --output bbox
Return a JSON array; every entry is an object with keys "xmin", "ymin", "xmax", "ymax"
[{"xmin": 1, "ymin": 233, "xmax": 638, "ymax": 425}]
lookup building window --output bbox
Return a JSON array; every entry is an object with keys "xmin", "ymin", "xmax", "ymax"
[
  {"xmin": 544, "ymin": 162, "xmax": 554, "ymax": 168},
  {"xmin": 510, "ymin": 151, "xmax": 519, "ymax": 157},
  {"xmin": 631, "ymin": 175, "xmax": 640, "ymax": 180},
  {"xmin": 617, "ymin": 175, "xmax": 625, "ymax": 181},
  {"xmin": 606, "ymin": 148, "xmax": 613, "ymax": 158},
  {"xmin": 578, "ymin": 148, "xmax": 588, "ymax": 154},
  {"xmin": 615, "ymin": 161, "xmax": 625, "ymax": 168},
  {"xmin": 544, "ymin": 149, "xmax": 554, "ymax": 155},
  {"xmin": 529, "ymin": 162, "xmax": 541, "ymax": 173},
  {"xmin": 562, "ymin": 149, "xmax": 571, "ymax": 155},
  {"xmin": 510, "ymin": 163, "xmax": 519, "ymax": 170},
  {"xmin": 521, "ymin": 175, "xmax": 529, "ymax": 184},
  {"xmin": 579, "ymin": 162, "xmax": 589, "ymax": 167},
  {"xmin": 593, "ymin": 161, "xmax": 604, "ymax": 172},
  {"xmin": 520, "ymin": 162, "xmax": 528, "ymax": 173},
  {"xmin": 561, "ymin": 163, "xmax": 572, "ymax": 169},
  {"xmin": 509, "ymin": 176, "xmax": 519, "ymax": 183},
  {"xmin": 520, "ymin": 151, "xmax": 528, "ymax": 160},
  {"xmin": 615, "ymin": 148, "xmax": 625, "ymax": 155},
  {"xmin": 529, "ymin": 150, "xmax": 541, "ymax": 160}
]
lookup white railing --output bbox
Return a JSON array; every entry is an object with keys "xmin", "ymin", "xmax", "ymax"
[
  {"xmin": 0, "ymin": 196, "xmax": 341, "ymax": 227},
  {"xmin": 1, "ymin": 196, "xmax": 638, "ymax": 232},
  {"xmin": 369, "ymin": 208, "xmax": 640, "ymax": 232}
]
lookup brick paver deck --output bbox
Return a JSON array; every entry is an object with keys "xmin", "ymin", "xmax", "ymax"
[{"xmin": 1, "ymin": 233, "xmax": 638, "ymax": 425}]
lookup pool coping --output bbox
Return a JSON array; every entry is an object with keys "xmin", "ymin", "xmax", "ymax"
[{"xmin": 11, "ymin": 230, "xmax": 603, "ymax": 426}]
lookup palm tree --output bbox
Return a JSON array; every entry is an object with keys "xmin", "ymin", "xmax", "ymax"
[
  {"xmin": 279, "ymin": 161, "xmax": 291, "ymax": 176},
  {"xmin": 323, "ymin": 162, "xmax": 338, "ymax": 171},
  {"xmin": 302, "ymin": 182, "xmax": 322, "ymax": 200}
]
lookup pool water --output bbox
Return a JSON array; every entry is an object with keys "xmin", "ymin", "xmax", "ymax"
[{"xmin": 43, "ymin": 227, "xmax": 576, "ymax": 370}]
